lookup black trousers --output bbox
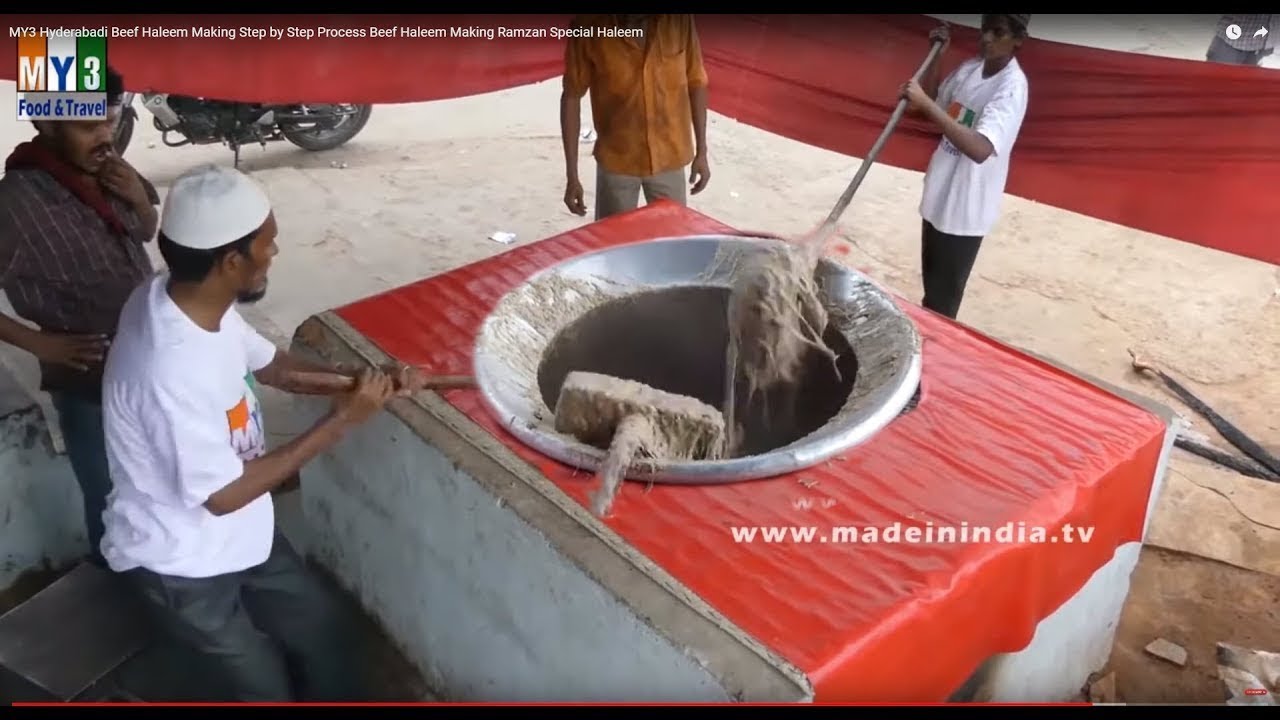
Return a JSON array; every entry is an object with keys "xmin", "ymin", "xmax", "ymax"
[
  {"xmin": 920, "ymin": 220, "xmax": 984, "ymax": 320},
  {"xmin": 123, "ymin": 532, "xmax": 364, "ymax": 702}
]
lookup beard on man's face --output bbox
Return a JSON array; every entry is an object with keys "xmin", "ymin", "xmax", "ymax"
[
  {"xmin": 236, "ymin": 283, "xmax": 268, "ymax": 305},
  {"xmin": 46, "ymin": 120, "xmax": 117, "ymax": 172},
  {"xmin": 42, "ymin": 132, "xmax": 114, "ymax": 175}
]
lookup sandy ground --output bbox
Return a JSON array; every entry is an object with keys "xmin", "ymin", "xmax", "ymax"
[
  {"xmin": 1106, "ymin": 546, "xmax": 1280, "ymax": 703},
  {"xmin": 0, "ymin": 14, "xmax": 1275, "ymax": 702}
]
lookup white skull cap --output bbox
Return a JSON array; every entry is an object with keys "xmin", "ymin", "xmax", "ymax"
[{"xmin": 160, "ymin": 163, "xmax": 271, "ymax": 250}]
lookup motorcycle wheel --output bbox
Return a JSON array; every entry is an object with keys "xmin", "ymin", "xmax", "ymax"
[
  {"xmin": 280, "ymin": 104, "xmax": 373, "ymax": 152},
  {"xmin": 113, "ymin": 108, "xmax": 137, "ymax": 156}
]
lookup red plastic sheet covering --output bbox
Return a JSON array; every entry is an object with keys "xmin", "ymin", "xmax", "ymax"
[
  {"xmin": 698, "ymin": 15, "xmax": 1280, "ymax": 267},
  {"xmin": 2, "ymin": 14, "xmax": 1277, "ymax": 265},
  {"xmin": 333, "ymin": 200, "xmax": 1168, "ymax": 702}
]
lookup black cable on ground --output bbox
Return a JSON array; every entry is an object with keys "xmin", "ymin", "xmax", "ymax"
[
  {"xmin": 1144, "ymin": 367, "xmax": 1280, "ymax": 477},
  {"xmin": 1174, "ymin": 437, "xmax": 1279, "ymax": 483}
]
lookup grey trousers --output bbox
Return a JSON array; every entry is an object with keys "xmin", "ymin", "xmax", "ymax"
[
  {"xmin": 123, "ymin": 532, "xmax": 363, "ymax": 702},
  {"xmin": 1206, "ymin": 35, "xmax": 1272, "ymax": 65},
  {"xmin": 595, "ymin": 166, "xmax": 687, "ymax": 221}
]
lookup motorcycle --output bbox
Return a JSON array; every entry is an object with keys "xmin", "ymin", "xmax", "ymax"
[{"xmin": 113, "ymin": 91, "xmax": 373, "ymax": 166}]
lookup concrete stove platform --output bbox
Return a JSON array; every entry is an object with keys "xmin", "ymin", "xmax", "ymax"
[{"xmin": 287, "ymin": 200, "xmax": 1175, "ymax": 702}]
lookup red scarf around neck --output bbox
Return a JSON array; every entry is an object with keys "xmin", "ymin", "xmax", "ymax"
[{"xmin": 4, "ymin": 139, "xmax": 128, "ymax": 236}]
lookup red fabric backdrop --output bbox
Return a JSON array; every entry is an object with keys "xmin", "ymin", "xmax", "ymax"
[{"xmin": 4, "ymin": 14, "xmax": 1277, "ymax": 266}]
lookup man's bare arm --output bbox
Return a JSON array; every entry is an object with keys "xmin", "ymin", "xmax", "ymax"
[
  {"xmin": 204, "ymin": 409, "xmax": 350, "ymax": 515},
  {"xmin": 132, "ymin": 176, "xmax": 160, "ymax": 240},
  {"xmin": 253, "ymin": 349, "xmax": 355, "ymax": 395},
  {"xmin": 921, "ymin": 26, "xmax": 951, "ymax": 100},
  {"xmin": 133, "ymin": 202, "xmax": 158, "ymax": 242},
  {"xmin": 104, "ymin": 161, "xmax": 159, "ymax": 242},
  {"xmin": 923, "ymin": 102, "xmax": 995, "ymax": 163},
  {"xmin": 254, "ymin": 351, "xmax": 432, "ymax": 397},
  {"xmin": 560, "ymin": 30, "xmax": 591, "ymax": 187},
  {"xmin": 205, "ymin": 369, "xmax": 394, "ymax": 516},
  {"xmin": 922, "ymin": 59, "xmax": 945, "ymax": 101},
  {"xmin": 0, "ymin": 311, "xmax": 107, "ymax": 371},
  {"xmin": 561, "ymin": 91, "xmax": 583, "ymax": 181},
  {"xmin": 689, "ymin": 85, "xmax": 709, "ymax": 159},
  {"xmin": 0, "ymin": 312, "xmax": 41, "ymax": 354}
]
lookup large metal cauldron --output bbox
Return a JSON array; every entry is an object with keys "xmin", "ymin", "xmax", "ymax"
[{"xmin": 472, "ymin": 235, "xmax": 922, "ymax": 484}]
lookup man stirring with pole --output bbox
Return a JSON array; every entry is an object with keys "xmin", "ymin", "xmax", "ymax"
[
  {"xmin": 901, "ymin": 15, "xmax": 1032, "ymax": 320},
  {"xmin": 99, "ymin": 163, "xmax": 426, "ymax": 700}
]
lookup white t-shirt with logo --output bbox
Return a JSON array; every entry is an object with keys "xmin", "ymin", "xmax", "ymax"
[
  {"xmin": 100, "ymin": 273, "xmax": 280, "ymax": 578},
  {"xmin": 919, "ymin": 56, "xmax": 1029, "ymax": 238}
]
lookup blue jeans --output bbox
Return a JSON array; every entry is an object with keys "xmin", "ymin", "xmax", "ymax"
[{"xmin": 49, "ymin": 392, "xmax": 111, "ymax": 566}]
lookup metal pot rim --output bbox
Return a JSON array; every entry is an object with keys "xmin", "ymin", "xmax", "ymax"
[{"xmin": 472, "ymin": 234, "xmax": 922, "ymax": 485}]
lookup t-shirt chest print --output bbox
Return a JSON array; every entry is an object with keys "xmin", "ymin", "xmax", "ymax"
[
  {"xmin": 941, "ymin": 66, "xmax": 985, "ymax": 157},
  {"xmin": 947, "ymin": 101, "xmax": 977, "ymax": 128},
  {"xmin": 941, "ymin": 99, "xmax": 979, "ymax": 157},
  {"xmin": 225, "ymin": 372, "xmax": 266, "ymax": 461}
]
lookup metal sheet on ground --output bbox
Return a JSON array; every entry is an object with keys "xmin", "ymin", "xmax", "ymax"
[{"xmin": 0, "ymin": 563, "xmax": 150, "ymax": 701}]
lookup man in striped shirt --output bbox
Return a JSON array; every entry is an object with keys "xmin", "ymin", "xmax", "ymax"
[
  {"xmin": 1207, "ymin": 14, "xmax": 1275, "ymax": 66},
  {"xmin": 0, "ymin": 66, "xmax": 159, "ymax": 566}
]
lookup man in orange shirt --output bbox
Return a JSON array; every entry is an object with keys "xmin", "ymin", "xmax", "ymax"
[{"xmin": 560, "ymin": 14, "xmax": 711, "ymax": 220}]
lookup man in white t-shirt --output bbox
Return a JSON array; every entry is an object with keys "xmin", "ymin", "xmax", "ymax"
[
  {"xmin": 901, "ymin": 14, "xmax": 1031, "ymax": 319},
  {"xmin": 100, "ymin": 164, "xmax": 425, "ymax": 701}
]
